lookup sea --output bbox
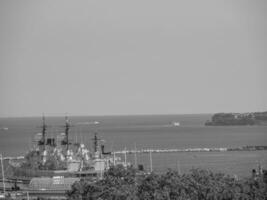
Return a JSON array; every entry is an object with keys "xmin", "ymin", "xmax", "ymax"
[{"xmin": 0, "ymin": 114, "xmax": 266, "ymax": 177}]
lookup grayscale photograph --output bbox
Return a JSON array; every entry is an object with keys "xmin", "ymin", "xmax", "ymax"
[{"xmin": 0, "ymin": 1, "xmax": 266, "ymax": 199}]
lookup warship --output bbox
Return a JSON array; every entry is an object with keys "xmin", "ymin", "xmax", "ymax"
[{"xmin": 0, "ymin": 115, "xmax": 128, "ymax": 199}]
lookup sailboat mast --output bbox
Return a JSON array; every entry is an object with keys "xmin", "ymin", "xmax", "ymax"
[
  {"xmin": 124, "ymin": 147, "xmax": 127, "ymax": 166},
  {"xmin": 149, "ymin": 151, "xmax": 153, "ymax": 172},
  {"xmin": 0, "ymin": 154, "xmax": 6, "ymax": 195},
  {"xmin": 177, "ymin": 160, "xmax": 181, "ymax": 175},
  {"xmin": 113, "ymin": 151, "xmax": 116, "ymax": 165},
  {"xmin": 134, "ymin": 143, "xmax": 137, "ymax": 168}
]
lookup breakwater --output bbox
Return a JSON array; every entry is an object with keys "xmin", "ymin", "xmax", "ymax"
[
  {"xmin": 3, "ymin": 146, "xmax": 267, "ymax": 160},
  {"xmin": 114, "ymin": 145, "xmax": 267, "ymax": 154}
]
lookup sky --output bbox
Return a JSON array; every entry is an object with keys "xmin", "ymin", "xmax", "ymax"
[{"xmin": 0, "ymin": 0, "xmax": 266, "ymax": 117}]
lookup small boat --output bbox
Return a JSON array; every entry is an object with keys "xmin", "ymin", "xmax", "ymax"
[{"xmin": 172, "ymin": 122, "xmax": 180, "ymax": 127}]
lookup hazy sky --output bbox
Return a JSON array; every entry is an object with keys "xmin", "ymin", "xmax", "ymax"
[{"xmin": 0, "ymin": 0, "xmax": 266, "ymax": 117}]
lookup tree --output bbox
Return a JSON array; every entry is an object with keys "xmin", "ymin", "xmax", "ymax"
[{"xmin": 67, "ymin": 166, "xmax": 267, "ymax": 200}]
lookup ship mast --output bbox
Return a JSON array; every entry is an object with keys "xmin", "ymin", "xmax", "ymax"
[
  {"xmin": 64, "ymin": 116, "xmax": 71, "ymax": 152},
  {"xmin": 92, "ymin": 132, "xmax": 103, "ymax": 158},
  {"xmin": 41, "ymin": 114, "xmax": 47, "ymax": 151},
  {"xmin": 93, "ymin": 132, "xmax": 100, "ymax": 153}
]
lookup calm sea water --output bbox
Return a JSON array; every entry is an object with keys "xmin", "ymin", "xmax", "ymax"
[{"xmin": 0, "ymin": 114, "xmax": 267, "ymax": 177}]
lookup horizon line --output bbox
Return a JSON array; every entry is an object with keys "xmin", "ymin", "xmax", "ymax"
[{"xmin": 0, "ymin": 110, "xmax": 266, "ymax": 119}]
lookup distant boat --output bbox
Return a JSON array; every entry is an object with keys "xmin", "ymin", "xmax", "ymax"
[
  {"xmin": 172, "ymin": 122, "xmax": 180, "ymax": 127},
  {"xmin": 76, "ymin": 121, "xmax": 100, "ymax": 125},
  {"xmin": 0, "ymin": 127, "xmax": 8, "ymax": 131}
]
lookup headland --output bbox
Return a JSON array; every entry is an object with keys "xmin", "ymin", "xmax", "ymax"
[{"xmin": 205, "ymin": 111, "xmax": 267, "ymax": 126}]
